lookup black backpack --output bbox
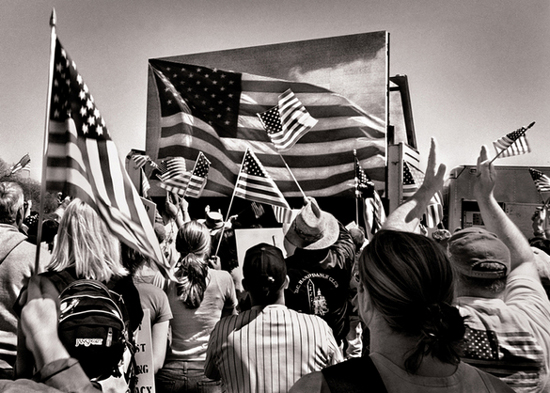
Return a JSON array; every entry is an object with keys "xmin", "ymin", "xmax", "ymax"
[{"xmin": 46, "ymin": 271, "xmax": 137, "ymax": 387}]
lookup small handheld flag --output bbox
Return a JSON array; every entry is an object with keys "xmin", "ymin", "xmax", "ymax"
[
  {"xmin": 182, "ymin": 152, "xmax": 211, "ymax": 198},
  {"xmin": 10, "ymin": 154, "xmax": 31, "ymax": 175},
  {"xmin": 529, "ymin": 168, "xmax": 550, "ymax": 194},
  {"xmin": 258, "ymin": 89, "xmax": 318, "ymax": 151},
  {"xmin": 492, "ymin": 122, "xmax": 535, "ymax": 161},
  {"xmin": 234, "ymin": 149, "xmax": 290, "ymax": 209}
]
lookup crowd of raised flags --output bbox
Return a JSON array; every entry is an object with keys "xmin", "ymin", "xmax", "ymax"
[{"xmin": 6, "ymin": 27, "xmax": 541, "ymax": 268}]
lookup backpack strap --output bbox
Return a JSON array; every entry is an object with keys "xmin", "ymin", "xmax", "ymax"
[
  {"xmin": 43, "ymin": 269, "xmax": 77, "ymax": 294},
  {"xmin": 322, "ymin": 356, "xmax": 387, "ymax": 393},
  {"xmin": 0, "ymin": 233, "xmax": 26, "ymax": 266}
]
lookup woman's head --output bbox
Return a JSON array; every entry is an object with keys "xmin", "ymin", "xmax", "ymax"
[
  {"xmin": 175, "ymin": 220, "xmax": 211, "ymax": 258},
  {"xmin": 47, "ymin": 198, "xmax": 127, "ymax": 281},
  {"xmin": 174, "ymin": 220, "xmax": 211, "ymax": 308},
  {"xmin": 358, "ymin": 230, "xmax": 465, "ymax": 373}
]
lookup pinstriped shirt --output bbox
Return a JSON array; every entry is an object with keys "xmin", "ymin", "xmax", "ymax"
[{"xmin": 205, "ymin": 304, "xmax": 343, "ymax": 393}]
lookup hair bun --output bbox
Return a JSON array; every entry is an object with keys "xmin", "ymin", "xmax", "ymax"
[{"xmin": 421, "ymin": 303, "xmax": 465, "ymax": 343}]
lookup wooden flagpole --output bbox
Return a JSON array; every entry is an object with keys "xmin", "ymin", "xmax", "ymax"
[
  {"xmin": 35, "ymin": 9, "xmax": 57, "ymax": 273},
  {"xmin": 213, "ymin": 149, "xmax": 249, "ymax": 257},
  {"xmin": 488, "ymin": 121, "xmax": 535, "ymax": 165},
  {"xmin": 277, "ymin": 153, "xmax": 307, "ymax": 200}
]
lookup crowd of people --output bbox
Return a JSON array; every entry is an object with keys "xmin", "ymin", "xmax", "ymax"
[{"xmin": 0, "ymin": 140, "xmax": 550, "ymax": 392}]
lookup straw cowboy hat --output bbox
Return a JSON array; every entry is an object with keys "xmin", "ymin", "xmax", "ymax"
[
  {"xmin": 198, "ymin": 211, "xmax": 225, "ymax": 232},
  {"xmin": 285, "ymin": 199, "xmax": 339, "ymax": 250}
]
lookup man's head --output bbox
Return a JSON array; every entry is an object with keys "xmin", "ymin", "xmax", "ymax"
[
  {"xmin": 0, "ymin": 182, "xmax": 25, "ymax": 227},
  {"xmin": 448, "ymin": 227, "xmax": 511, "ymax": 297},
  {"xmin": 242, "ymin": 243, "xmax": 288, "ymax": 306},
  {"xmin": 285, "ymin": 199, "xmax": 338, "ymax": 251}
]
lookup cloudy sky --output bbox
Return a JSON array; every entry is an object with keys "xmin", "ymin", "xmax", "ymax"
[{"xmin": 1, "ymin": 0, "xmax": 548, "ymax": 179}]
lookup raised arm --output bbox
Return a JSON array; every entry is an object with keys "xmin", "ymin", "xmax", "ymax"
[
  {"xmin": 383, "ymin": 138, "xmax": 446, "ymax": 233},
  {"xmin": 473, "ymin": 145, "xmax": 536, "ymax": 274}
]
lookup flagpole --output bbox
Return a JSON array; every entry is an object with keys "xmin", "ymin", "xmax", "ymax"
[
  {"xmin": 543, "ymin": 196, "xmax": 550, "ymax": 238},
  {"xmin": 353, "ymin": 149, "xmax": 359, "ymax": 225},
  {"xmin": 35, "ymin": 9, "xmax": 57, "ymax": 273},
  {"xmin": 277, "ymin": 153, "xmax": 307, "ymax": 200},
  {"xmin": 488, "ymin": 121, "xmax": 535, "ymax": 165},
  {"xmin": 214, "ymin": 150, "xmax": 249, "ymax": 256}
]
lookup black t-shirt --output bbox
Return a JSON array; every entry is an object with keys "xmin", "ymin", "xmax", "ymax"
[{"xmin": 285, "ymin": 222, "xmax": 355, "ymax": 343}]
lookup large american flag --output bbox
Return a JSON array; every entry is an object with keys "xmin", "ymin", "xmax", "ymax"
[
  {"xmin": 46, "ymin": 38, "xmax": 166, "ymax": 269},
  {"xmin": 149, "ymin": 59, "xmax": 386, "ymax": 197},
  {"xmin": 258, "ymin": 89, "xmax": 318, "ymax": 151},
  {"xmin": 529, "ymin": 168, "xmax": 550, "ymax": 193},
  {"xmin": 493, "ymin": 125, "xmax": 532, "ymax": 158},
  {"xmin": 234, "ymin": 149, "xmax": 290, "ymax": 209}
]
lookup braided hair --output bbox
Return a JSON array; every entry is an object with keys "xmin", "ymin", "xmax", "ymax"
[{"xmin": 174, "ymin": 220, "xmax": 211, "ymax": 308}]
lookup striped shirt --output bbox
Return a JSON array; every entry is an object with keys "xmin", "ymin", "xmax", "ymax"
[
  {"xmin": 205, "ymin": 304, "xmax": 343, "ymax": 393},
  {"xmin": 457, "ymin": 270, "xmax": 550, "ymax": 392}
]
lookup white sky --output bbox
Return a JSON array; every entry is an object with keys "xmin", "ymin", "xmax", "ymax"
[{"xmin": 1, "ymin": 0, "xmax": 549, "ymax": 179}]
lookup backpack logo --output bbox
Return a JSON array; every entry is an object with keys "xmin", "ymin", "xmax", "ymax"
[{"xmin": 76, "ymin": 338, "xmax": 104, "ymax": 347}]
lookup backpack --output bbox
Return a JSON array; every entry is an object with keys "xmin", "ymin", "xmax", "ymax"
[{"xmin": 46, "ymin": 271, "xmax": 138, "ymax": 389}]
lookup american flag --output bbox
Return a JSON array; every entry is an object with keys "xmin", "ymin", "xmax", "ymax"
[
  {"xmin": 462, "ymin": 326, "xmax": 544, "ymax": 391},
  {"xmin": 493, "ymin": 125, "xmax": 532, "ymax": 158},
  {"xmin": 401, "ymin": 145, "xmax": 443, "ymax": 227},
  {"xmin": 250, "ymin": 201, "xmax": 265, "ymax": 219},
  {"xmin": 130, "ymin": 153, "xmax": 154, "ymax": 170},
  {"xmin": 272, "ymin": 205, "xmax": 295, "ymax": 224},
  {"xmin": 182, "ymin": 151, "xmax": 211, "ymax": 198},
  {"xmin": 10, "ymin": 153, "xmax": 31, "ymax": 175},
  {"xmin": 234, "ymin": 149, "xmax": 290, "ymax": 209},
  {"xmin": 425, "ymin": 191, "xmax": 443, "ymax": 228},
  {"xmin": 258, "ymin": 89, "xmax": 318, "ymax": 151},
  {"xmin": 158, "ymin": 156, "xmax": 188, "ymax": 195},
  {"xmin": 529, "ymin": 168, "xmax": 550, "ymax": 193},
  {"xmin": 46, "ymin": 38, "xmax": 166, "ymax": 270},
  {"xmin": 140, "ymin": 168, "xmax": 150, "ymax": 198},
  {"xmin": 355, "ymin": 157, "xmax": 385, "ymax": 234},
  {"xmin": 148, "ymin": 60, "xmax": 386, "ymax": 197},
  {"xmin": 402, "ymin": 161, "xmax": 425, "ymax": 198},
  {"xmin": 159, "ymin": 156, "xmax": 186, "ymax": 180}
]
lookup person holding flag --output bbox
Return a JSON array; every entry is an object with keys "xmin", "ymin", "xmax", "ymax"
[{"xmin": 284, "ymin": 197, "xmax": 356, "ymax": 346}]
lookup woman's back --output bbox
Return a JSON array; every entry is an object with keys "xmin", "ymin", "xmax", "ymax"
[
  {"xmin": 167, "ymin": 268, "xmax": 237, "ymax": 362},
  {"xmin": 370, "ymin": 352, "xmax": 512, "ymax": 393}
]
